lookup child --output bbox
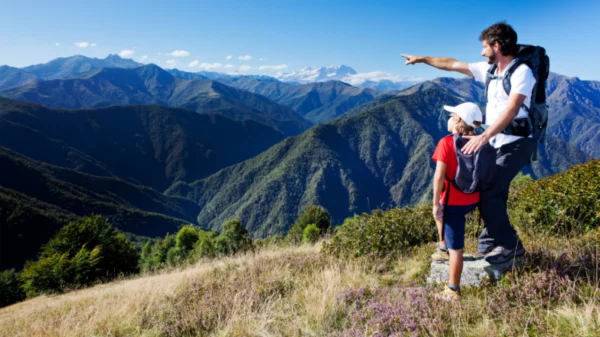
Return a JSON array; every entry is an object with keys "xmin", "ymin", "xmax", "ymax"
[{"xmin": 431, "ymin": 102, "xmax": 483, "ymax": 301}]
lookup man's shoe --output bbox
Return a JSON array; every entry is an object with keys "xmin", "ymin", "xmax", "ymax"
[
  {"xmin": 431, "ymin": 248, "xmax": 450, "ymax": 262},
  {"xmin": 435, "ymin": 285, "xmax": 461, "ymax": 302},
  {"xmin": 484, "ymin": 246, "xmax": 526, "ymax": 265},
  {"xmin": 474, "ymin": 246, "xmax": 495, "ymax": 258}
]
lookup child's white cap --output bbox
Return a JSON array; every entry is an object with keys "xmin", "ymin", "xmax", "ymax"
[{"xmin": 443, "ymin": 102, "xmax": 483, "ymax": 128}]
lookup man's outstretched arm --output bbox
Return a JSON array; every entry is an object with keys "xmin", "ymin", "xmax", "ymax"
[{"xmin": 400, "ymin": 54, "xmax": 473, "ymax": 77}]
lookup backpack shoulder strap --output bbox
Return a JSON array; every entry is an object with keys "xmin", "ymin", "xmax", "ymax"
[
  {"xmin": 501, "ymin": 59, "xmax": 525, "ymax": 96},
  {"xmin": 484, "ymin": 65, "xmax": 497, "ymax": 99}
]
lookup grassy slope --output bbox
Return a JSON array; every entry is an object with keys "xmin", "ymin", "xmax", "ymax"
[{"xmin": 1, "ymin": 229, "xmax": 597, "ymax": 337}]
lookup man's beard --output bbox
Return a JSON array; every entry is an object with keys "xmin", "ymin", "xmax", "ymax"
[{"xmin": 487, "ymin": 53, "xmax": 496, "ymax": 65}]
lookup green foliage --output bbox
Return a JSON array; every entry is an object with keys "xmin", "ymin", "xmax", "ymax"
[
  {"xmin": 176, "ymin": 225, "xmax": 200, "ymax": 253},
  {"xmin": 325, "ymin": 160, "xmax": 599, "ymax": 259},
  {"xmin": 20, "ymin": 215, "xmax": 139, "ymax": 297},
  {"xmin": 509, "ymin": 159, "xmax": 600, "ymax": 236},
  {"xmin": 214, "ymin": 219, "xmax": 254, "ymax": 256},
  {"xmin": 302, "ymin": 224, "xmax": 320, "ymax": 244},
  {"xmin": 288, "ymin": 206, "xmax": 331, "ymax": 243},
  {"xmin": 0, "ymin": 269, "xmax": 25, "ymax": 308},
  {"xmin": 323, "ymin": 205, "xmax": 436, "ymax": 259},
  {"xmin": 195, "ymin": 237, "xmax": 216, "ymax": 259}
]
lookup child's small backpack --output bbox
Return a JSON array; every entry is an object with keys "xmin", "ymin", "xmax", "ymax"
[{"xmin": 449, "ymin": 134, "xmax": 496, "ymax": 194}]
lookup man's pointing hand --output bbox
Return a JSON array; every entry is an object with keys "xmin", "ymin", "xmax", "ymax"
[{"xmin": 400, "ymin": 54, "xmax": 421, "ymax": 65}]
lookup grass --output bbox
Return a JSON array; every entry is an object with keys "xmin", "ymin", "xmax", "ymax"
[{"xmin": 1, "ymin": 230, "xmax": 598, "ymax": 337}]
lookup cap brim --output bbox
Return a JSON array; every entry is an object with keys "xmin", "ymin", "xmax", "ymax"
[{"xmin": 442, "ymin": 105, "xmax": 457, "ymax": 113}]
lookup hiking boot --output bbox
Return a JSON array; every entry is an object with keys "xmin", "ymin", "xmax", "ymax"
[
  {"xmin": 474, "ymin": 247, "xmax": 495, "ymax": 258},
  {"xmin": 484, "ymin": 245, "xmax": 526, "ymax": 264},
  {"xmin": 435, "ymin": 285, "xmax": 461, "ymax": 302},
  {"xmin": 431, "ymin": 248, "xmax": 450, "ymax": 262}
]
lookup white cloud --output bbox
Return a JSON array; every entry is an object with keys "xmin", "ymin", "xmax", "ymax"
[
  {"xmin": 238, "ymin": 55, "xmax": 252, "ymax": 61},
  {"xmin": 259, "ymin": 64, "xmax": 288, "ymax": 71},
  {"xmin": 165, "ymin": 59, "xmax": 177, "ymax": 68},
  {"xmin": 169, "ymin": 50, "xmax": 190, "ymax": 57},
  {"xmin": 224, "ymin": 64, "xmax": 235, "ymax": 69},
  {"xmin": 138, "ymin": 55, "xmax": 148, "ymax": 63},
  {"xmin": 259, "ymin": 58, "xmax": 265, "ymax": 61},
  {"xmin": 199, "ymin": 62, "xmax": 223, "ymax": 70},
  {"xmin": 55, "ymin": 42, "xmax": 60, "ymax": 46},
  {"xmin": 74, "ymin": 42, "xmax": 91, "ymax": 48},
  {"xmin": 239, "ymin": 65, "xmax": 252, "ymax": 72},
  {"xmin": 91, "ymin": 43, "xmax": 97, "ymax": 47},
  {"xmin": 119, "ymin": 49, "xmax": 135, "ymax": 58},
  {"xmin": 188, "ymin": 60, "xmax": 200, "ymax": 67},
  {"xmin": 225, "ymin": 55, "xmax": 232, "ymax": 60}
]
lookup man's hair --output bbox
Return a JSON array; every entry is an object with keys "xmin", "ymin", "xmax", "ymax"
[{"xmin": 479, "ymin": 22, "xmax": 518, "ymax": 56}]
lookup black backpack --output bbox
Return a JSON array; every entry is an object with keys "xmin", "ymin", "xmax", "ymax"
[
  {"xmin": 484, "ymin": 45, "xmax": 550, "ymax": 146},
  {"xmin": 446, "ymin": 134, "xmax": 497, "ymax": 197}
]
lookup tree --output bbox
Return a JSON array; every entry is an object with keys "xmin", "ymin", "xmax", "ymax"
[
  {"xmin": 302, "ymin": 224, "xmax": 320, "ymax": 244},
  {"xmin": 215, "ymin": 219, "xmax": 253, "ymax": 256},
  {"xmin": 20, "ymin": 215, "xmax": 139, "ymax": 297},
  {"xmin": 176, "ymin": 225, "xmax": 200, "ymax": 253},
  {"xmin": 287, "ymin": 205, "xmax": 331, "ymax": 243},
  {"xmin": 0, "ymin": 269, "xmax": 25, "ymax": 308}
]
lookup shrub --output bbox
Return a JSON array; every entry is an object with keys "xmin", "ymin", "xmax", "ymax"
[
  {"xmin": 195, "ymin": 237, "xmax": 216, "ymax": 258},
  {"xmin": 176, "ymin": 225, "xmax": 200, "ymax": 253},
  {"xmin": 214, "ymin": 219, "xmax": 253, "ymax": 256},
  {"xmin": 287, "ymin": 205, "xmax": 331, "ymax": 243},
  {"xmin": 0, "ymin": 269, "xmax": 25, "ymax": 308},
  {"xmin": 323, "ymin": 205, "xmax": 436, "ymax": 259},
  {"xmin": 509, "ymin": 159, "xmax": 599, "ymax": 236},
  {"xmin": 20, "ymin": 215, "xmax": 139, "ymax": 297},
  {"xmin": 302, "ymin": 224, "xmax": 320, "ymax": 244}
]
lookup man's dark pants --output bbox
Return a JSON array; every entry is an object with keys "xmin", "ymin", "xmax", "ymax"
[{"xmin": 477, "ymin": 137, "xmax": 538, "ymax": 253}]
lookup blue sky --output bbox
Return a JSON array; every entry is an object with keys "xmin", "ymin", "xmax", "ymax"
[{"xmin": 1, "ymin": 0, "xmax": 599, "ymax": 80}]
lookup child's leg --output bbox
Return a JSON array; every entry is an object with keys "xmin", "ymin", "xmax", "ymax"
[
  {"xmin": 448, "ymin": 249, "xmax": 464, "ymax": 287},
  {"xmin": 443, "ymin": 204, "xmax": 474, "ymax": 288}
]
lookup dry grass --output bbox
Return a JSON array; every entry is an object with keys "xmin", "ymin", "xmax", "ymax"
[
  {"xmin": 1, "ymin": 231, "xmax": 598, "ymax": 337},
  {"xmin": 0, "ymin": 243, "xmax": 379, "ymax": 337}
]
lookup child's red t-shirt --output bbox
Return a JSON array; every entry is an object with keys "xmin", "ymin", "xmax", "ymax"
[{"xmin": 432, "ymin": 135, "xmax": 480, "ymax": 206}]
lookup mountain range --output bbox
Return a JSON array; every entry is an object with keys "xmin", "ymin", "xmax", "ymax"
[
  {"xmin": 165, "ymin": 83, "xmax": 590, "ymax": 236},
  {"xmin": 273, "ymin": 65, "xmax": 423, "ymax": 90},
  {"xmin": 0, "ymin": 64, "xmax": 313, "ymax": 136}
]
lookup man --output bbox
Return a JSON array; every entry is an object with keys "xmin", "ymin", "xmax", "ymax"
[{"xmin": 401, "ymin": 22, "xmax": 537, "ymax": 264}]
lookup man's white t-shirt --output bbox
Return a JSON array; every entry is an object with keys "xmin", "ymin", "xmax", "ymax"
[{"xmin": 468, "ymin": 61, "xmax": 536, "ymax": 148}]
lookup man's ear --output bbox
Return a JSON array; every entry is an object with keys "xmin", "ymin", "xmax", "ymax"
[{"xmin": 492, "ymin": 41, "xmax": 501, "ymax": 52}]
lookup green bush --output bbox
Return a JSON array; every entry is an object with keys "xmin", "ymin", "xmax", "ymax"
[
  {"xmin": 302, "ymin": 224, "xmax": 320, "ymax": 244},
  {"xmin": 176, "ymin": 225, "xmax": 200, "ymax": 253},
  {"xmin": 287, "ymin": 205, "xmax": 331, "ymax": 243},
  {"xmin": 0, "ymin": 269, "xmax": 25, "ymax": 308},
  {"xmin": 509, "ymin": 160, "xmax": 599, "ymax": 236},
  {"xmin": 323, "ymin": 205, "xmax": 436, "ymax": 259},
  {"xmin": 214, "ymin": 219, "xmax": 253, "ymax": 256},
  {"xmin": 20, "ymin": 215, "xmax": 139, "ymax": 297},
  {"xmin": 195, "ymin": 237, "xmax": 216, "ymax": 258}
]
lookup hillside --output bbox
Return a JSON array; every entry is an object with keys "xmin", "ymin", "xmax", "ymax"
[
  {"xmin": 0, "ymin": 98, "xmax": 285, "ymax": 191},
  {"xmin": 217, "ymin": 77, "xmax": 383, "ymax": 123},
  {"xmin": 0, "ymin": 147, "xmax": 202, "ymax": 270}
]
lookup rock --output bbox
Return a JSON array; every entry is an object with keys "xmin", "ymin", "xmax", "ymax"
[{"xmin": 426, "ymin": 254, "xmax": 523, "ymax": 286}]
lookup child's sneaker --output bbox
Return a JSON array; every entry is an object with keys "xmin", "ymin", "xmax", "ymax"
[
  {"xmin": 431, "ymin": 247, "xmax": 449, "ymax": 262},
  {"xmin": 436, "ymin": 284, "xmax": 461, "ymax": 302}
]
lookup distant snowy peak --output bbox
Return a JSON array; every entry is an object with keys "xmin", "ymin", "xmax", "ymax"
[
  {"xmin": 274, "ymin": 65, "xmax": 423, "ymax": 90},
  {"xmin": 275, "ymin": 65, "xmax": 357, "ymax": 83}
]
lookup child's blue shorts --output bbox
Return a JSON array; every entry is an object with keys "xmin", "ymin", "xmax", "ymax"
[{"xmin": 442, "ymin": 203, "xmax": 477, "ymax": 250}]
